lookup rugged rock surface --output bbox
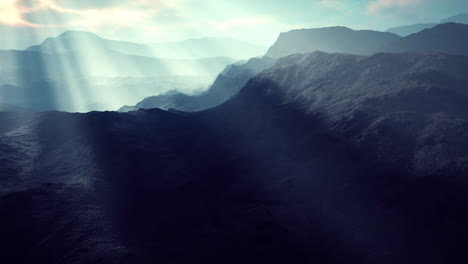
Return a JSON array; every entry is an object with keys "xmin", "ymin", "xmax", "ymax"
[{"xmin": 1, "ymin": 52, "xmax": 468, "ymax": 263}]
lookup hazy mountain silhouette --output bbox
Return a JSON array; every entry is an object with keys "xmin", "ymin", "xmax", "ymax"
[
  {"xmin": 386, "ymin": 13, "xmax": 468, "ymax": 37},
  {"xmin": 124, "ymin": 22, "xmax": 468, "ymax": 113},
  {"xmin": 27, "ymin": 31, "xmax": 267, "ymax": 60},
  {"xmin": 2, "ymin": 51, "xmax": 468, "ymax": 263},
  {"xmin": 120, "ymin": 57, "xmax": 276, "ymax": 112},
  {"xmin": 441, "ymin": 13, "xmax": 468, "ymax": 24},
  {"xmin": 0, "ymin": 47, "xmax": 234, "ymax": 111},
  {"xmin": 380, "ymin": 23, "xmax": 468, "ymax": 54},
  {"xmin": 265, "ymin": 26, "xmax": 400, "ymax": 57},
  {"xmin": 386, "ymin": 23, "xmax": 438, "ymax": 37}
]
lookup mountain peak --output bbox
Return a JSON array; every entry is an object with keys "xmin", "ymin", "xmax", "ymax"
[{"xmin": 56, "ymin": 30, "xmax": 102, "ymax": 40}]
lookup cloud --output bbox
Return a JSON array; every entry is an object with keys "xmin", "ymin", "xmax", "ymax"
[
  {"xmin": 368, "ymin": 0, "xmax": 424, "ymax": 15},
  {"xmin": 53, "ymin": 0, "xmax": 129, "ymax": 10},
  {"xmin": 315, "ymin": 0, "xmax": 349, "ymax": 10},
  {"xmin": 0, "ymin": 0, "xmax": 185, "ymax": 28},
  {"xmin": 0, "ymin": 0, "xmax": 37, "ymax": 26},
  {"xmin": 213, "ymin": 17, "xmax": 273, "ymax": 30}
]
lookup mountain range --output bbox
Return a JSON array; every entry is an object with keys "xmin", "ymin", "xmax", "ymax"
[
  {"xmin": 121, "ymin": 22, "xmax": 468, "ymax": 113},
  {"xmin": 3, "ymin": 21, "xmax": 468, "ymax": 113},
  {"xmin": 380, "ymin": 23, "xmax": 468, "ymax": 54},
  {"xmin": 27, "ymin": 31, "xmax": 267, "ymax": 60},
  {"xmin": 0, "ymin": 31, "xmax": 249, "ymax": 112},
  {"xmin": 387, "ymin": 13, "xmax": 468, "ymax": 36},
  {"xmin": 1, "ymin": 51, "xmax": 468, "ymax": 263}
]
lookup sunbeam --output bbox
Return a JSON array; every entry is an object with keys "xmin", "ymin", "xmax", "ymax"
[{"xmin": 2, "ymin": 1, "xmax": 468, "ymax": 263}]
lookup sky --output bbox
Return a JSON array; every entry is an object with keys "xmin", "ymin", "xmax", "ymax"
[{"xmin": 1, "ymin": 0, "xmax": 468, "ymax": 49}]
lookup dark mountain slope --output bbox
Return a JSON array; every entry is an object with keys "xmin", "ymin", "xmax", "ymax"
[
  {"xmin": 120, "ymin": 57, "xmax": 276, "ymax": 112},
  {"xmin": 265, "ymin": 27, "xmax": 401, "ymax": 58},
  {"xmin": 1, "ymin": 52, "xmax": 468, "ymax": 263},
  {"xmin": 381, "ymin": 23, "xmax": 468, "ymax": 54}
]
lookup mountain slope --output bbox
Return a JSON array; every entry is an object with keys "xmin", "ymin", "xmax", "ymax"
[
  {"xmin": 385, "ymin": 13, "xmax": 468, "ymax": 37},
  {"xmin": 380, "ymin": 23, "xmax": 468, "ymax": 54},
  {"xmin": 1, "ymin": 51, "xmax": 468, "ymax": 263},
  {"xmin": 265, "ymin": 27, "xmax": 400, "ymax": 57},
  {"xmin": 441, "ymin": 13, "xmax": 468, "ymax": 24},
  {"xmin": 120, "ymin": 56, "xmax": 277, "ymax": 112},
  {"xmin": 386, "ymin": 23, "xmax": 438, "ymax": 37},
  {"xmin": 27, "ymin": 31, "xmax": 267, "ymax": 60}
]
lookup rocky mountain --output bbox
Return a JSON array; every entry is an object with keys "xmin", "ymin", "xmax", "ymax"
[
  {"xmin": 265, "ymin": 27, "xmax": 400, "ymax": 58},
  {"xmin": 1, "ymin": 51, "xmax": 468, "ymax": 263},
  {"xmin": 120, "ymin": 57, "xmax": 276, "ymax": 112},
  {"xmin": 386, "ymin": 23, "xmax": 438, "ymax": 37},
  {"xmin": 123, "ymin": 22, "xmax": 468, "ymax": 113},
  {"xmin": 27, "ymin": 31, "xmax": 267, "ymax": 60},
  {"xmin": 380, "ymin": 23, "xmax": 468, "ymax": 54}
]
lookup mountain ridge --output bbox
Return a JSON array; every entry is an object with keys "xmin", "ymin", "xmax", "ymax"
[
  {"xmin": 265, "ymin": 26, "xmax": 401, "ymax": 58},
  {"xmin": 2, "ymin": 51, "xmax": 468, "ymax": 263},
  {"xmin": 27, "ymin": 30, "xmax": 267, "ymax": 60},
  {"xmin": 380, "ymin": 23, "xmax": 468, "ymax": 55}
]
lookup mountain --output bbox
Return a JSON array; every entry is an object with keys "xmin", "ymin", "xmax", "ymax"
[
  {"xmin": 441, "ymin": 13, "xmax": 468, "ymax": 24},
  {"xmin": 122, "ymin": 27, "xmax": 404, "ymax": 112},
  {"xmin": 385, "ymin": 13, "xmax": 468, "ymax": 37},
  {"xmin": 265, "ymin": 26, "xmax": 400, "ymax": 58},
  {"xmin": 0, "ymin": 48, "xmax": 234, "ymax": 112},
  {"xmin": 380, "ymin": 23, "xmax": 468, "ymax": 54},
  {"xmin": 124, "ymin": 22, "xmax": 468, "ymax": 113},
  {"xmin": 2, "ymin": 51, "xmax": 468, "ymax": 263},
  {"xmin": 120, "ymin": 57, "xmax": 277, "ymax": 112},
  {"xmin": 386, "ymin": 23, "xmax": 438, "ymax": 37},
  {"xmin": 27, "ymin": 31, "xmax": 267, "ymax": 60}
]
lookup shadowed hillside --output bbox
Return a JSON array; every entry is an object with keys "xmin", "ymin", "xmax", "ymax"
[{"xmin": 1, "ymin": 52, "xmax": 468, "ymax": 263}]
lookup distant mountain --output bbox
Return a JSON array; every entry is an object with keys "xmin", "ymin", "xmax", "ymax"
[
  {"xmin": 120, "ymin": 57, "xmax": 276, "ymax": 112},
  {"xmin": 385, "ymin": 13, "xmax": 468, "ymax": 37},
  {"xmin": 27, "ymin": 31, "xmax": 267, "ymax": 60},
  {"xmin": 441, "ymin": 13, "xmax": 468, "ymax": 24},
  {"xmin": 2, "ymin": 51, "xmax": 468, "ymax": 263},
  {"xmin": 0, "ymin": 48, "xmax": 234, "ymax": 112},
  {"xmin": 380, "ymin": 23, "xmax": 468, "ymax": 54},
  {"xmin": 386, "ymin": 23, "xmax": 438, "ymax": 37},
  {"xmin": 265, "ymin": 26, "xmax": 400, "ymax": 57}
]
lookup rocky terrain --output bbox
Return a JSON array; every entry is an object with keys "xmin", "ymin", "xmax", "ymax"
[{"xmin": 1, "ymin": 51, "xmax": 468, "ymax": 263}]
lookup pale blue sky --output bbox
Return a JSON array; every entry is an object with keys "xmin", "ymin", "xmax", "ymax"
[{"xmin": 1, "ymin": 0, "xmax": 468, "ymax": 49}]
